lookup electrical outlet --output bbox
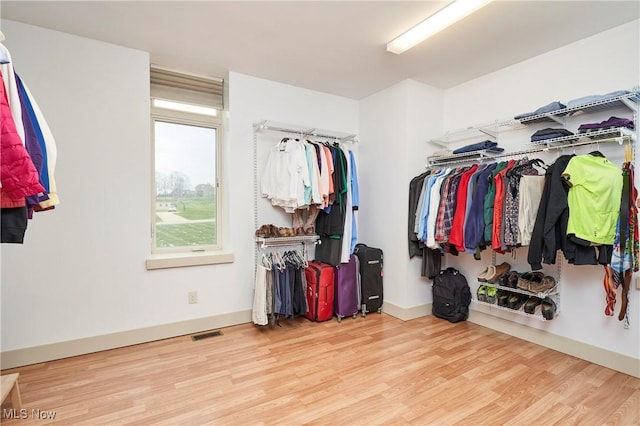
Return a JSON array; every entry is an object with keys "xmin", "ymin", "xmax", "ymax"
[{"xmin": 188, "ymin": 291, "xmax": 198, "ymax": 304}]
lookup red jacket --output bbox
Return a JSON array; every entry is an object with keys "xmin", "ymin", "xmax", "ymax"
[
  {"xmin": 1, "ymin": 71, "xmax": 45, "ymax": 207},
  {"xmin": 448, "ymin": 164, "xmax": 479, "ymax": 252}
]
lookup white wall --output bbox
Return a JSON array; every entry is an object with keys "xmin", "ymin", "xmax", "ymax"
[
  {"xmin": 359, "ymin": 81, "xmax": 411, "ymax": 307},
  {"xmin": 441, "ymin": 20, "xmax": 640, "ymax": 360},
  {"xmin": 0, "ymin": 20, "xmax": 359, "ymax": 354},
  {"xmin": 359, "ymin": 80, "xmax": 444, "ymax": 309}
]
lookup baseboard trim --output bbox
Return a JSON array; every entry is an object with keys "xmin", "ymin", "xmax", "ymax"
[
  {"xmin": 468, "ymin": 310, "xmax": 640, "ymax": 378},
  {"xmin": 1, "ymin": 310, "xmax": 252, "ymax": 370},
  {"xmin": 382, "ymin": 302, "xmax": 432, "ymax": 321}
]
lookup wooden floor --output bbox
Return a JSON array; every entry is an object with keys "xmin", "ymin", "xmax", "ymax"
[{"xmin": 1, "ymin": 314, "xmax": 639, "ymax": 425}]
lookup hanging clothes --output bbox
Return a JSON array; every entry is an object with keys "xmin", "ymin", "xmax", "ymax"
[
  {"xmin": 261, "ymin": 138, "xmax": 310, "ymax": 213},
  {"xmin": 503, "ymin": 159, "xmax": 541, "ymax": 249},
  {"xmin": 315, "ymin": 143, "xmax": 349, "ymax": 266},
  {"xmin": 518, "ymin": 175, "xmax": 545, "ymax": 246},
  {"xmin": 16, "ymin": 76, "xmax": 59, "ymax": 209},
  {"xmin": 406, "ymin": 153, "xmax": 620, "ymax": 264},
  {"xmin": 339, "ymin": 144, "xmax": 359, "ymax": 264},
  {"xmin": 448, "ymin": 164, "xmax": 479, "ymax": 252},
  {"xmin": 0, "ymin": 71, "xmax": 45, "ymax": 243},
  {"xmin": 252, "ymin": 263, "xmax": 270, "ymax": 326},
  {"xmin": 0, "ymin": 43, "xmax": 25, "ymax": 144},
  {"xmin": 562, "ymin": 153, "xmax": 623, "ymax": 245},
  {"xmin": 0, "ymin": 41, "xmax": 59, "ymax": 243},
  {"xmin": 605, "ymin": 162, "xmax": 638, "ymax": 321},
  {"xmin": 408, "ymin": 171, "xmax": 430, "ymax": 258},
  {"xmin": 348, "ymin": 150, "xmax": 360, "ymax": 255},
  {"xmin": 259, "ymin": 135, "xmax": 359, "ymax": 262},
  {"xmin": 464, "ymin": 163, "xmax": 497, "ymax": 252},
  {"xmin": 252, "ymin": 250, "xmax": 309, "ymax": 326}
]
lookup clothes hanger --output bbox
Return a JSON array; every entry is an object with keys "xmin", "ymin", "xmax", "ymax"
[
  {"xmin": 271, "ymin": 251, "xmax": 283, "ymax": 271},
  {"xmin": 294, "ymin": 249, "xmax": 305, "ymax": 268},
  {"xmin": 262, "ymin": 253, "xmax": 272, "ymax": 269},
  {"xmin": 507, "ymin": 157, "xmax": 541, "ymax": 176}
]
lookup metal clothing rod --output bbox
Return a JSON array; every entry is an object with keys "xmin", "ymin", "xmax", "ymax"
[
  {"xmin": 256, "ymin": 236, "xmax": 320, "ymax": 249},
  {"xmin": 253, "ymin": 120, "xmax": 358, "ymax": 143}
]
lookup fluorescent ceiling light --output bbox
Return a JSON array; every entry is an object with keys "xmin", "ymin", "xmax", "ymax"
[
  {"xmin": 153, "ymin": 99, "xmax": 217, "ymax": 116},
  {"xmin": 387, "ymin": 0, "xmax": 494, "ymax": 54}
]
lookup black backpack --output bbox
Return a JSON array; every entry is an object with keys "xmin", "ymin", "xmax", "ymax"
[{"xmin": 432, "ymin": 267, "xmax": 471, "ymax": 323}]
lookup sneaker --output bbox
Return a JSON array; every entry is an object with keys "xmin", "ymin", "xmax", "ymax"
[
  {"xmin": 486, "ymin": 286, "xmax": 498, "ymax": 304},
  {"xmin": 477, "ymin": 285, "xmax": 488, "ymax": 302}
]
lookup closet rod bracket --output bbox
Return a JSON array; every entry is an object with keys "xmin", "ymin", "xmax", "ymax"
[{"xmin": 620, "ymin": 97, "xmax": 638, "ymax": 114}]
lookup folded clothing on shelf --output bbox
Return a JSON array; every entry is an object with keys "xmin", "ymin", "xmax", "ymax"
[
  {"xmin": 530, "ymin": 127, "xmax": 575, "ymax": 143},
  {"xmin": 577, "ymin": 116, "xmax": 634, "ymax": 133},
  {"xmin": 566, "ymin": 90, "xmax": 630, "ymax": 109},
  {"xmin": 514, "ymin": 101, "xmax": 566, "ymax": 120},
  {"xmin": 452, "ymin": 140, "xmax": 504, "ymax": 155},
  {"xmin": 429, "ymin": 148, "xmax": 454, "ymax": 158}
]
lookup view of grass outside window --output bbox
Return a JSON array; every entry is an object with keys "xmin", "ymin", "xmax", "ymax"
[{"xmin": 154, "ymin": 120, "xmax": 218, "ymax": 250}]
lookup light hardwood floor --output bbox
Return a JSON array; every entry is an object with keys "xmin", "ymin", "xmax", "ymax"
[{"xmin": 1, "ymin": 314, "xmax": 638, "ymax": 425}]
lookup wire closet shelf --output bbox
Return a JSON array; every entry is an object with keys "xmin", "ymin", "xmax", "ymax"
[
  {"xmin": 426, "ymin": 127, "xmax": 636, "ymax": 167},
  {"xmin": 253, "ymin": 120, "xmax": 358, "ymax": 143}
]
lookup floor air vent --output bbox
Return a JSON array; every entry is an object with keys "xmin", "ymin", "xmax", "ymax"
[{"xmin": 191, "ymin": 330, "xmax": 223, "ymax": 341}]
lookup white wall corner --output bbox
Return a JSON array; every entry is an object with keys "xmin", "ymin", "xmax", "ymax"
[{"xmin": 382, "ymin": 301, "xmax": 432, "ymax": 321}]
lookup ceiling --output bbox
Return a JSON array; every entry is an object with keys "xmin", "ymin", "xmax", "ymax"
[{"xmin": 1, "ymin": 1, "xmax": 639, "ymax": 99}]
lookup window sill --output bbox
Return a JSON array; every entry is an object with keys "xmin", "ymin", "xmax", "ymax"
[{"xmin": 145, "ymin": 251, "xmax": 235, "ymax": 270}]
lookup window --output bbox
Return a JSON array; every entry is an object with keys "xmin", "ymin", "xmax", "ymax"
[{"xmin": 148, "ymin": 67, "xmax": 231, "ymax": 266}]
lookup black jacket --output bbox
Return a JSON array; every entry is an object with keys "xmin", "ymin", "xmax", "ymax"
[
  {"xmin": 528, "ymin": 155, "xmax": 573, "ymax": 269},
  {"xmin": 408, "ymin": 171, "xmax": 431, "ymax": 258}
]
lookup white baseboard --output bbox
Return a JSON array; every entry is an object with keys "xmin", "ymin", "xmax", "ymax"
[
  {"xmin": 1, "ymin": 310, "xmax": 252, "ymax": 370},
  {"xmin": 382, "ymin": 302, "xmax": 432, "ymax": 321},
  {"xmin": 467, "ymin": 310, "xmax": 640, "ymax": 378}
]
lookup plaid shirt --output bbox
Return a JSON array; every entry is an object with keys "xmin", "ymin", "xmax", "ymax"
[{"xmin": 435, "ymin": 167, "xmax": 469, "ymax": 243}]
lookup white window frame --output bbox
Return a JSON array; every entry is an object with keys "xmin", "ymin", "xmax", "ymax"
[{"xmin": 146, "ymin": 100, "xmax": 233, "ymax": 269}]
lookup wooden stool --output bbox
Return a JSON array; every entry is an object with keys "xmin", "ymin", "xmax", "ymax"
[{"xmin": 1, "ymin": 373, "xmax": 22, "ymax": 409}]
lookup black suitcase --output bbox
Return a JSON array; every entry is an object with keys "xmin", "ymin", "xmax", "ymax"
[{"xmin": 354, "ymin": 243, "xmax": 383, "ymax": 317}]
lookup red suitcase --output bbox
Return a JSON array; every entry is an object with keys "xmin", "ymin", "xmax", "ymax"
[
  {"xmin": 334, "ymin": 254, "xmax": 360, "ymax": 322},
  {"xmin": 305, "ymin": 261, "xmax": 335, "ymax": 322}
]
